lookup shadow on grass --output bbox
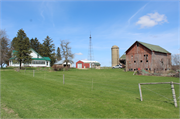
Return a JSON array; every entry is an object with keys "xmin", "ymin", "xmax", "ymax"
[{"xmin": 136, "ymin": 97, "xmax": 174, "ymax": 106}]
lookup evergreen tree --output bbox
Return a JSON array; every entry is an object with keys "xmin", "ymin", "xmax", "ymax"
[
  {"xmin": 12, "ymin": 29, "xmax": 32, "ymax": 69},
  {"xmin": 56, "ymin": 47, "xmax": 62, "ymax": 61},
  {"xmin": 42, "ymin": 36, "xmax": 55, "ymax": 66},
  {"xmin": 30, "ymin": 37, "xmax": 40, "ymax": 52},
  {"xmin": 38, "ymin": 44, "xmax": 45, "ymax": 56}
]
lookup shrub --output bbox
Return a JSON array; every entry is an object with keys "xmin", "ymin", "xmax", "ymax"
[
  {"xmin": 52, "ymin": 65, "xmax": 64, "ymax": 71},
  {"xmin": 64, "ymin": 66, "xmax": 69, "ymax": 71}
]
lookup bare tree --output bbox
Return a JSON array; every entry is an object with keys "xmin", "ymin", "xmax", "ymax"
[
  {"xmin": 172, "ymin": 54, "xmax": 180, "ymax": 66},
  {"xmin": 0, "ymin": 30, "xmax": 10, "ymax": 68},
  {"xmin": 60, "ymin": 40, "xmax": 74, "ymax": 67},
  {"xmin": 172, "ymin": 54, "xmax": 180, "ymax": 71}
]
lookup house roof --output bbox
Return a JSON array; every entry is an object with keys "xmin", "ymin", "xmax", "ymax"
[
  {"xmin": 9, "ymin": 57, "xmax": 51, "ymax": 61},
  {"xmin": 9, "ymin": 57, "xmax": 16, "ymax": 60},
  {"xmin": 126, "ymin": 41, "xmax": 170, "ymax": 54},
  {"xmin": 93, "ymin": 62, "xmax": 101, "ymax": 66},
  {"xmin": 54, "ymin": 60, "xmax": 64, "ymax": 64},
  {"xmin": 32, "ymin": 57, "xmax": 51, "ymax": 61},
  {"xmin": 12, "ymin": 50, "xmax": 17, "ymax": 54},
  {"xmin": 9, "ymin": 48, "xmax": 51, "ymax": 61}
]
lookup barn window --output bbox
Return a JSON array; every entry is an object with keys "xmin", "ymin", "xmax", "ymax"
[
  {"xmin": 149, "ymin": 68, "xmax": 151, "ymax": 71},
  {"xmin": 131, "ymin": 55, "xmax": 133, "ymax": 58},
  {"xmin": 137, "ymin": 43, "xmax": 139, "ymax": 47},
  {"xmin": 134, "ymin": 61, "xmax": 136, "ymax": 63},
  {"xmin": 161, "ymin": 59, "xmax": 163, "ymax": 65},
  {"xmin": 146, "ymin": 60, "xmax": 148, "ymax": 62},
  {"xmin": 140, "ymin": 60, "xmax": 142, "ymax": 62}
]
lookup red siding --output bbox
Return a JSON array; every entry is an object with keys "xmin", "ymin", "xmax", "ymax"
[
  {"xmin": 126, "ymin": 42, "xmax": 152, "ymax": 71},
  {"xmin": 76, "ymin": 60, "xmax": 84, "ymax": 68},
  {"xmin": 84, "ymin": 63, "xmax": 90, "ymax": 68},
  {"xmin": 76, "ymin": 61, "xmax": 90, "ymax": 68}
]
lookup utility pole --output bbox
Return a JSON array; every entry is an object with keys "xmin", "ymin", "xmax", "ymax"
[{"xmin": 88, "ymin": 33, "xmax": 94, "ymax": 69}]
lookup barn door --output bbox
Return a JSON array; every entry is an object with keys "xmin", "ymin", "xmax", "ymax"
[{"xmin": 78, "ymin": 63, "xmax": 82, "ymax": 68}]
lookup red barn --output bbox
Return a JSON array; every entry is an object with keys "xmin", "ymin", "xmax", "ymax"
[
  {"xmin": 76, "ymin": 60, "xmax": 90, "ymax": 68},
  {"xmin": 76, "ymin": 60, "xmax": 101, "ymax": 68},
  {"xmin": 125, "ymin": 41, "xmax": 171, "ymax": 73}
]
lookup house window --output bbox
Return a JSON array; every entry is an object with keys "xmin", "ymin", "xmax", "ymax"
[
  {"xmin": 37, "ymin": 55, "xmax": 39, "ymax": 58},
  {"xmin": 32, "ymin": 61, "xmax": 45, "ymax": 64},
  {"xmin": 47, "ymin": 62, "xmax": 48, "ymax": 66}
]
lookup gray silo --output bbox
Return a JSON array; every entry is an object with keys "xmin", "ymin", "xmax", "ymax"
[{"xmin": 111, "ymin": 45, "xmax": 119, "ymax": 67}]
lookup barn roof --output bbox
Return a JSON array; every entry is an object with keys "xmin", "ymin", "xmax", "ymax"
[
  {"xmin": 126, "ymin": 41, "xmax": 170, "ymax": 54},
  {"xmin": 80, "ymin": 60, "xmax": 99, "ymax": 63},
  {"xmin": 138, "ymin": 41, "xmax": 170, "ymax": 54},
  {"xmin": 120, "ymin": 54, "xmax": 126, "ymax": 59}
]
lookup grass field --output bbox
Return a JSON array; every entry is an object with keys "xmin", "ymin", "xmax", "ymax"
[{"xmin": 1, "ymin": 67, "xmax": 180, "ymax": 118}]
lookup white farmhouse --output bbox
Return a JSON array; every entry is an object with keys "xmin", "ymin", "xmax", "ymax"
[{"xmin": 9, "ymin": 48, "xmax": 51, "ymax": 67}]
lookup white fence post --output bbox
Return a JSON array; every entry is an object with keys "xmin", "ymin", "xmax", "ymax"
[
  {"xmin": 92, "ymin": 79, "xmax": 93, "ymax": 90},
  {"xmin": 63, "ymin": 74, "xmax": 64, "ymax": 84},
  {"xmin": 171, "ymin": 81, "xmax": 177, "ymax": 107},
  {"xmin": 139, "ymin": 83, "xmax": 143, "ymax": 101},
  {"xmin": 33, "ymin": 70, "xmax": 35, "ymax": 77}
]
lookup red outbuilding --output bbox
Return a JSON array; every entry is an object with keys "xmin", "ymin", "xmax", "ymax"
[{"xmin": 76, "ymin": 60, "xmax": 90, "ymax": 68}]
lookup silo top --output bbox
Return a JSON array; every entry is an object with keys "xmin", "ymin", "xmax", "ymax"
[{"xmin": 111, "ymin": 45, "xmax": 119, "ymax": 49}]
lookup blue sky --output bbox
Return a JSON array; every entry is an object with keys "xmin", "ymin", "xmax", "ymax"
[{"xmin": 1, "ymin": 0, "xmax": 179, "ymax": 67}]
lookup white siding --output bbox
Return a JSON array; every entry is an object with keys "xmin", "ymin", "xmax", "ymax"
[
  {"xmin": 30, "ymin": 49, "xmax": 42, "ymax": 58},
  {"xmin": 9, "ymin": 60, "xmax": 50, "ymax": 67}
]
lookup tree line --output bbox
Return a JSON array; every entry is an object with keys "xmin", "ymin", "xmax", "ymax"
[{"xmin": 0, "ymin": 29, "xmax": 73, "ymax": 69}]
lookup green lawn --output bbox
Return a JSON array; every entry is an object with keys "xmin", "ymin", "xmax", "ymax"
[{"xmin": 1, "ymin": 67, "xmax": 179, "ymax": 118}]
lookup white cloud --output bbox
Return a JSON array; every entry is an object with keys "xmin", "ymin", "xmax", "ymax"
[
  {"xmin": 75, "ymin": 52, "xmax": 83, "ymax": 55},
  {"xmin": 136, "ymin": 12, "xmax": 168, "ymax": 28}
]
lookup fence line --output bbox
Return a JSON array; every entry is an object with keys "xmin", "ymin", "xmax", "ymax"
[{"xmin": 139, "ymin": 81, "xmax": 179, "ymax": 107}]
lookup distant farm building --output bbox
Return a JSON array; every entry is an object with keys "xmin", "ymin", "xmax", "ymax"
[
  {"xmin": 125, "ymin": 41, "xmax": 171, "ymax": 72},
  {"xmin": 76, "ymin": 60, "xmax": 100, "ymax": 69},
  {"xmin": 119, "ymin": 54, "xmax": 126, "ymax": 65},
  {"xmin": 54, "ymin": 60, "xmax": 72, "ymax": 67}
]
